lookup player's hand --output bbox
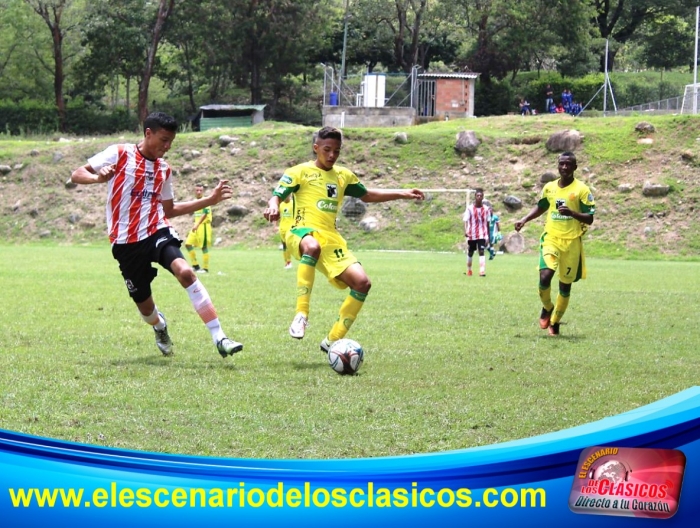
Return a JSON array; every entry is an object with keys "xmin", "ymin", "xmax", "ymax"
[
  {"xmin": 96, "ymin": 164, "xmax": 115, "ymax": 183},
  {"xmin": 406, "ymin": 188, "xmax": 425, "ymax": 200},
  {"xmin": 264, "ymin": 204, "xmax": 280, "ymax": 222},
  {"xmin": 514, "ymin": 220, "xmax": 525, "ymax": 232},
  {"xmin": 211, "ymin": 180, "xmax": 233, "ymax": 203},
  {"xmin": 557, "ymin": 205, "xmax": 573, "ymax": 217}
]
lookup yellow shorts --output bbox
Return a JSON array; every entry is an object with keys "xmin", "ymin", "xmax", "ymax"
[
  {"xmin": 286, "ymin": 227, "xmax": 358, "ymax": 289},
  {"xmin": 185, "ymin": 224, "xmax": 212, "ymax": 248},
  {"xmin": 539, "ymin": 233, "xmax": 586, "ymax": 284}
]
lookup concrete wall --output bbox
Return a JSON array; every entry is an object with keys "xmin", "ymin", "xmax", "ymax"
[{"xmin": 322, "ymin": 106, "xmax": 416, "ymax": 128}]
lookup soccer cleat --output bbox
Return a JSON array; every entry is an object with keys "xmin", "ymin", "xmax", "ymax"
[
  {"xmin": 548, "ymin": 322, "xmax": 560, "ymax": 336},
  {"xmin": 479, "ymin": 272, "xmax": 486, "ymax": 277},
  {"xmin": 467, "ymin": 270, "xmax": 473, "ymax": 276},
  {"xmin": 488, "ymin": 248, "xmax": 495, "ymax": 260},
  {"xmin": 320, "ymin": 337, "xmax": 334, "ymax": 354},
  {"xmin": 539, "ymin": 307, "xmax": 553, "ymax": 329},
  {"xmin": 289, "ymin": 313, "xmax": 308, "ymax": 339},
  {"xmin": 192, "ymin": 264, "xmax": 201, "ymax": 271},
  {"xmin": 284, "ymin": 262, "xmax": 292, "ymax": 269},
  {"xmin": 154, "ymin": 312, "xmax": 173, "ymax": 356},
  {"xmin": 197, "ymin": 268, "xmax": 209, "ymax": 274},
  {"xmin": 217, "ymin": 337, "xmax": 243, "ymax": 358}
]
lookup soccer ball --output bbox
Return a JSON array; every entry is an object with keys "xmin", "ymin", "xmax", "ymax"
[{"xmin": 327, "ymin": 339, "xmax": 364, "ymax": 375}]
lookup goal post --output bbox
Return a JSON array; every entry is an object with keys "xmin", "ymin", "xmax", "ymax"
[{"xmin": 680, "ymin": 84, "xmax": 700, "ymax": 114}]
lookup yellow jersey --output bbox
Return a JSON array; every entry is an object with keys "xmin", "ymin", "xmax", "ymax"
[
  {"xmin": 538, "ymin": 178, "xmax": 595, "ymax": 239},
  {"xmin": 279, "ymin": 196, "xmax": 295, "ymax": 235},
  {"xmin": 272, "ymin": 161, "xmax": 367, "ymax": 232}
]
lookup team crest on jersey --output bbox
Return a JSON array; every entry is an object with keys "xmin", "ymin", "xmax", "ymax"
[
  {"xmin": 145, "ymin": 170, "xmax": 155, "ymax": 181},
  {"xmin": 326, "ymin": 184, "xmax": 338, "ymax": 198}
]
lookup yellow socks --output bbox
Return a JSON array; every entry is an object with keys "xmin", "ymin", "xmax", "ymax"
[{"xmin": 328, "ymin": 290, "xmax": 367, "ymax": 341}]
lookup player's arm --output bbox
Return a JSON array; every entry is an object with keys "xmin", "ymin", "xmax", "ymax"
[
  {"xmin": 163, "ymin": 180, "xmax": 232, "ymax": 219},
  {"xmin": 71, "ymin": 163, "xmax": 115, "ymax": 184},
  {"xmin": 264, "ymin": 180, "xmax": 297, "ymax": 222},
  {"xmin": 360, "ymin": 188, "xmax": 425, "ymax": 203},
  {"xmin": 557, "ymin": 205, "xmax": 594, "ymax": 225},
  {"xmin": 514, "ymin": 203, "xmax": 548, "ymax": 232}
]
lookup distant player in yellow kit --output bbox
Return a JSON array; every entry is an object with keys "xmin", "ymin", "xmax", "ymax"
[
  {"xmin": 278, "ymin": 194, "xmax": 295, "ymax": 269},
  {"xmin": 185, "ymin": 183, "xmax": 212, "ymax": 274},
  {"xmin": 515, "ymin": 152, "xmax": 595, "ymax": 336},
  {"xmin": 263, "ymin": 126, "xmax": 424, "ymax": 353}
]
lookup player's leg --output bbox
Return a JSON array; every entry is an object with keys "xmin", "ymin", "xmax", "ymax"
[
  {"xmin": 161, "ymin": 242, "xmax": 242, "ymax": 357},
  {"xmin": 289, "ymin": 228, "xmax": 320, "ymax": 339},
  {"xmin": 200, "ymin": 246, "xmax": 210, "ymax": 273},
  {"xmin": 112, "ymin": 241, "xmax": 172, "ymax": 356},
  {"xmin": 466, "ymin": 240, "xmax": 475, "ymax": 276},
  {"xmin": 477, "ymin": 239, "xmax": 486, "ymax": 276},
  {"xmin": 184, "ymin": 229, "xmax": 200, "ymax": 271},
  {"xmin": 548, "ymin": 238, "xmax": 580, "ymax": 336},
  {"xmin": 538, "ymin": 234, "xmax": 558, "ymax": 329},
  {"xmin": 199, "ymin": 225, "xmax": 211, "ymax": 273}
]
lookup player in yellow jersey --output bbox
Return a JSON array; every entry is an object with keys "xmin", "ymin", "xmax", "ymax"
[
  {"xmin": 185, "ymin": 183, "xmax": 213, "ymax": 273},
  {"xmin": 263, "ymin": 126, "xmax": 424, "ymax": 353},
  {"xmin": 278, "ymin": 194, "xmax": 295, "ymax": 269},
  {"xmin": 515, "ymin": 152, "xmax": 595, "ymax": 336}
]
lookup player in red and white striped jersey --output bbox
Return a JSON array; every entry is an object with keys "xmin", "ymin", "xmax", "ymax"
[
  {"xmin": 71, "ymin": 112, "xmax": 243, "ymax": 359},
  {"xmin": 463, "ymin": 188, "xmax": 492, "ymax": 277}
]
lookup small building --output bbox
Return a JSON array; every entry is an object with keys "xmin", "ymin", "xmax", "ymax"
[
  {"xmin": 416, "ymin": 72, "xmax": 480, "ymax": 121},
  {"xmin": 195, "ymin": 104, "xmax": 266, "ymax": 131}
]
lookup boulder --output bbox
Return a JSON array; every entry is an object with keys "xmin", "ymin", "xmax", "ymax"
[
  {"xmin": 502, "ymin": 232, "xmax": 525, "ymax": 254},
  {"xmin": 0, "ymin": 165, "xmax": 11, "ymax": 175},
  {"xmin": 635, "ymin": 121, "xmax": 655, "ymax": 134},
  {"xmin": 617, "ymin": 183, "xmax": 634, "ymax": 193},
  {"xmin": 642, "ymin": 182, "xmax": 670, "ymax": 197},
  {"xmin": 218, "ymin": 135, "xmax": 236, "ymax": 147},
  {"xmin": 545, "ymin": 130, "xmax": 582, "ymax": 152},
  {"xmin": 454, "ymin": 130, "xmax": 480, "ymax": 157},
  {"xmin": 359, "ymin": 216, "xmax": 379, "ymax": 232},
  {"xmin": 341, "ymin": 197, "xmax": 367, "ymax": 218},
  {"xmin": 226, "ymin": 204, "xmax": 250, "ymax": 217},
  {"xmin": 502, "ymin": 195, "xmax": 523, "ymax": 211},
  {"xmin": 393, "ymin": 132, "xmax": 409, "ymax": 144},
  {"xmin": 540, "ymin": 171, "xmax": 558, "ymax": 184}
]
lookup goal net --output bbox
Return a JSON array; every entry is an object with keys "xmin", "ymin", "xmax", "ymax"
[{"xmin": 680, "ymin": 84, "xmax": 700, "ymax": 114}]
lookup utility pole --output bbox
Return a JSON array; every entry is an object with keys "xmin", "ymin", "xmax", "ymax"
[{"xmin": 340, "ymin": 0, "xmax": 350, "ymax": 105}]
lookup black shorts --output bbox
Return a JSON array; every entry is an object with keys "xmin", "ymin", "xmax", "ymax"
[
  {"xmin": 111, "ymin": 227, "xmax": 184, "ymax": 304},
  {"xmin": 467, "ymin": 239, "xmax": 487, "ymax": 254}
]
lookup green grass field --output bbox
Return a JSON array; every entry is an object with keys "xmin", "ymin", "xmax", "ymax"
[{"xmin": 1, "ymin": 245, "xmax": 698, "ymax": 459}]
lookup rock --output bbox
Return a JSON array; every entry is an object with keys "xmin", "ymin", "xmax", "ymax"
[
  {"xmin": 454, "ymin": 130, "xmax": 480, "ymax": 157},
  {"xmin": 226, "ymin": 204, "xmax": 250, "ymax": 217},
  {"xmin": 642, "ymin": 182, "xmax": 670, "ymax": 197},
  {"xmin": 52, "ymin": 152, "xmax": 64, "ymax": 163},
  {"xmin": 681, "ymin": 151, "xmax": 695, "ymax": 162},
  {"xmin": 214, "ymin": 237, "xmax": 223, "ymax": 246},
  {"xmin": 502, "ymin": 195, "xmax": 523, "ymax": 211},
  {"xmin": 637, "ymin": 138, "xmax": 654, "ymax": 145},
  {"xmin": 191, "ymin": 150, "xmax": 201, "ymax": 158},
  {"xmin": 635, "ymin": 121, "xmax": 655, "ymax": 134},
  {"xmin": 218, "ymin": 135, "xmax": 236, "ymax": 147},
  {"xmin": 502, "ymin": 232, "xmax": 525, "ymax": 254},
  {"xmin": 359, "ymin": 216, "xmax": 379, "ymax": 232},
  {"xmin": 393, "ymin": 132, "xmax": 408, "ymax": 144},
  {"xmin": 68, "ymin": 214, "xmax": 80, "ymax": 224},
  {"xmin": 212, "ymin": 216, "xmax": 226, "ymax": 228},
  {"xmin": 79, "ymin": 221, "xmax": 95, "ymax": 229},
  {"xmin": 540, "ymin": 171, "xmax": 558, "ymax": 184},
  {"xmin": 29, "ymin": 208, "xmax": 39, "ymax": 218},
  {"xmin": 12, "ymin": 200, "xmax": 21, "ymax": 211},
  {"xmin": 545, "ymin": 130, "xmax": 582, "ymax": 152},
  {"xmin": 0, "ymin": 165, "xmax": 11, "ymax": 175},
  {"xmin": 30, "ymin": 149, "xmax": 40, "ymax": 157},
  {"xmin": 341, "ymin": 197, "xmax": 367, "ymax": 219},
  {"xmin": 230, "ymin": 148, "xmax": 242, "ymax": 156},
  {"xmin": 39, "ymin": 230, "xmax": 51, "ymax": 238},
  {"xmin": 13, "ymin": 163, "xmax": 23, "ymax": 171},
  {"xmin": 644, "ymin": 226, "xmax": 654, "ymax": 236},
  {"xmin": 181, "ymin": 163, "xmax": 196, "ymax": 174},
  {"xmin": 65, "ymin": 178, "xmax": 78, "ymax": 189},
  {"xmin": 618, "ymin": 183, "xmax": 634, "ymax": 193}
]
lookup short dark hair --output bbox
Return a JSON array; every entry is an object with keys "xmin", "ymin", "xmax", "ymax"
[
  {"xmin": 559, "ymin": 151, "xmax": 577, "ymax": 165},
  {"xmin": 143, "ymin": 112, "xmax": 178, "ymax": 134},
  {"xmin": 316, "ymin": 126, "xmax": 343, "ymax": 143},
  {"xmin": 474, "ymin": 188, "xmax": 484, "ymax": 194}
]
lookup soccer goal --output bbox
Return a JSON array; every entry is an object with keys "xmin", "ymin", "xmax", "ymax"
[{"xmin": 680, "ymin": 84, "xmax": 700, "ymax": 114}]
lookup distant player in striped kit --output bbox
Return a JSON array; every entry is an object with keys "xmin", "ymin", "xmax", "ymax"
[
  {"xmin": 70, "ymin": 112, "xmax": 243, "ymax": 359},
  {"xmin": 463, "ymin": 188, "xmax": 491, "ymax": 276}
]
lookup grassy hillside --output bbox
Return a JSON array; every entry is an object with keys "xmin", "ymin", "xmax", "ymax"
[{"xmin": 1, "ymin": 114, "xmax": 699, "ymax": 259}]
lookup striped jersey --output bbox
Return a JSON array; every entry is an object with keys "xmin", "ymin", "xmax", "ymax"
[
  {"xmin": 87, "ymin": 144, "xmax": 174, "ymax": 244},
  {"xmin": 463, "ymin": 204, "xmax": 491, "ymax": 240}
]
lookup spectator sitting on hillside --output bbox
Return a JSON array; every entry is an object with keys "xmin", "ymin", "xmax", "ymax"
[
  {"xmin": 519, "ymin": 98, "xmax": 532, "ymax": 115},
  {"xmin": 570, "ymin": 101, "xmax": 582, "ymax": 116},
  {"xmin": 555, "ymin": 102, "xmax": 565, "ymax": 114},
  {"xmin": 549, "ymin": 102, "xmax": 557, "ymax": 114}
]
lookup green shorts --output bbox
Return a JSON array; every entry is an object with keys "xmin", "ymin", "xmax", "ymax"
[{"xmin": 286, "ymin": 227, "xmax": 358, "ymax": 289}]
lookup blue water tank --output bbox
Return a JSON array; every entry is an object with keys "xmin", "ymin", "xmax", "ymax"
[{"xmin": 329, "ymin": 92, "xmax": 339, "ymax": 106}]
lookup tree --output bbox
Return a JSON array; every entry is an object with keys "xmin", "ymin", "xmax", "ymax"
[
  {"xmin": 591, "ymin": 0, "xmax": 698, "ymax": 72},
  {"xmin": 637, "ymin": 15, "xmax": 695, "ymax": 79},
  {"xmin": 23, "ymin": 0, "xmax": 84, "ymax": 131}
]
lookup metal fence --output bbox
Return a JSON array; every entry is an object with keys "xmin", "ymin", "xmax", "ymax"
[{"xmin": 321, "ymin": 65, "xmax": 418, "ymax": 109}]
